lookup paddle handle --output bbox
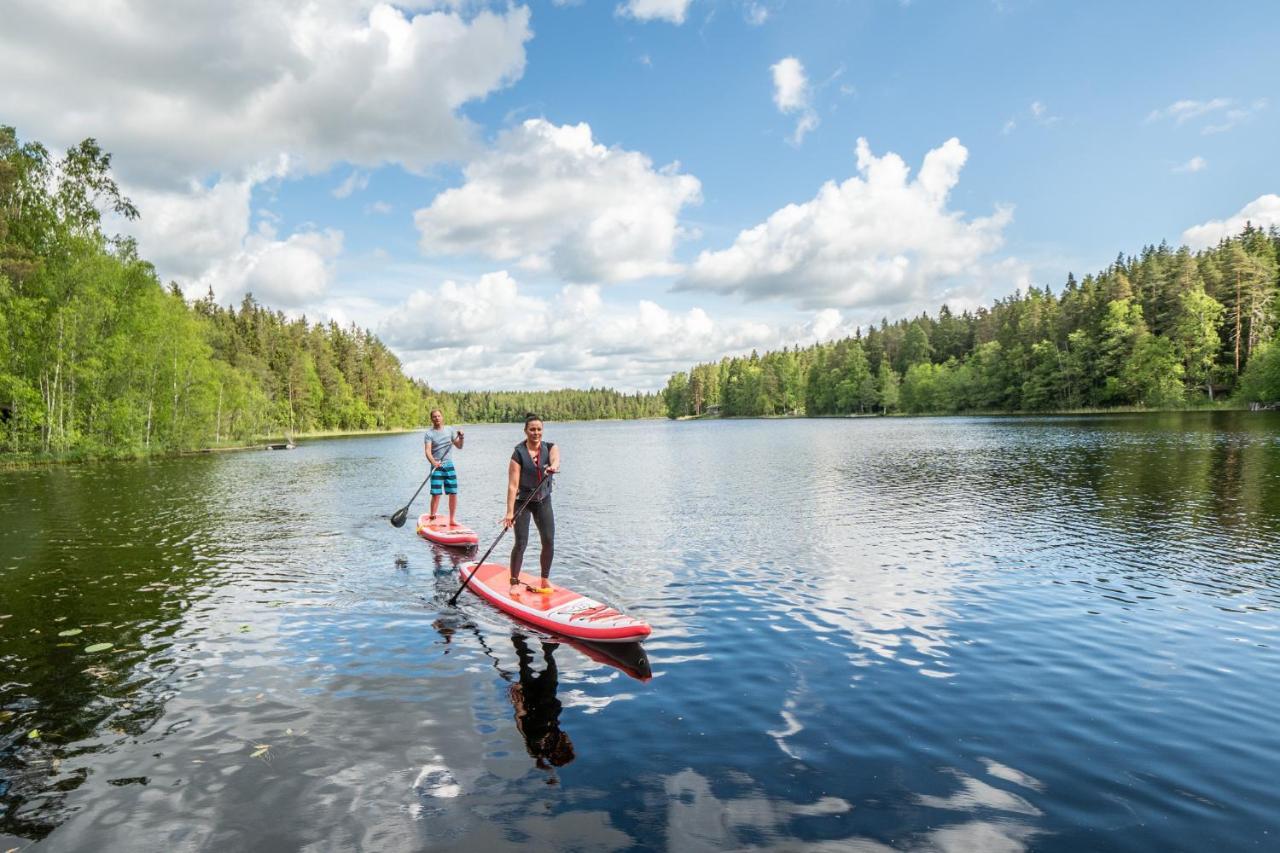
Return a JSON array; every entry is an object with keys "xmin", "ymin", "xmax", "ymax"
[{"xmin": 450, "ymin": 472, "xmax": 554, "ymax": 606}]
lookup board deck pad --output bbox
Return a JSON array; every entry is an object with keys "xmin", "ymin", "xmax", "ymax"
[
  {"xmin": 460, "ymin": 562, "xmax": 651, "ymax": 643},
  {"xmin": 416, "ymin": 514, "xmax": 479, "ymax": 547}
]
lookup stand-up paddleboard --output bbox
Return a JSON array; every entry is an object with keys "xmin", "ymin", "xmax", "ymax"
[
  {"xmin": 459, "ymin": 562, "xmax": 651, "ymax": 643},
  {"xmin": 417, "ymin": 514, "xmax": 479, "ymax": 548}
]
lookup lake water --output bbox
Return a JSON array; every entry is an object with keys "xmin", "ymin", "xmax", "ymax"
[{"xmin": 2, "ymin": 413, "xmax": 1280, "ymax": 851}]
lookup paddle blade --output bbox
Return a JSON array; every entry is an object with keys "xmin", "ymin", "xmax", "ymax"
[{"xmin": 390, "ymin": 507, "xmax": 409, "ymax": 528}]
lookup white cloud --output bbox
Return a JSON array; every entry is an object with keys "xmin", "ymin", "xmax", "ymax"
[
  {"xmin": 617, "ymin": 0, "xmax": 693, "ymax": 24},
  {"xmin": 414, "ymin": 119, "xmax": 702, "ymax": 283},
  {"xmin": 771, "ymin": 57, "xmax": 809, "ymax": 111},
  {"xmin": 1182, "ymin": 194, "xmax": 1280, "ymax": 250},
  {"xmin": 1, "ymin": 1, "xmax": 536, "ymax": 322},
  {"xmin": 1146, "ymin": 97, "xmax": 1265, "ymax": 134},
  {"xmin": 0, "ymin": 1, "xmax": 533, "ymax": 188},
  {"xmin": 682, "ymin": 137, "xmax": 1014, "ymax": 311},
  {"xmin": 745, "ymin": 3, "xmax": 769, "ymax": 25},
  {"xmin": 1173, "ymin": 156, "xmax": 1207, "ymax": 174},
  {"xmin": 236, "ymin": 228, "xmax": 344, "ymax": 307},
  {"xmin": 1029, "ymin": 100, "xmax": 1060, "ymax": 126},
  {"xmin": 120, "ymin": 168, "xmax": 342, "ymax": 307},
  {"xmin": 332, "ymin": 170, "xmax": 370, "ymax": 198},
  {"xmin": 378, "ymin": 271, "xmax": 854, "ymax": 389},
  {"xmin": 1147, "ymin": 97, "xmax": 1233, "ymax": 125},
  {"xmin": 1203, "ymin": 98, "xmax": 1268, "ymax": 134},
  {"xmin": 125, "ymin": 177, "xmax": 257, "ymax": 280},
  {"xmin": 771, "ymin": 57, "xmax": 819, "ymax": 145},
  {"xmin": 366, "ymin": 200, "xmax": 394, "ymax": 215}
]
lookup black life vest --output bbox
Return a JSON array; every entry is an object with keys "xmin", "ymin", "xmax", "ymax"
[{"xmin": 513, "ymin": 440, "xmax": 554, "ymax": 501}]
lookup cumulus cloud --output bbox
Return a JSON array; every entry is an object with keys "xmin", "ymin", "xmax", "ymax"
[
  {"xmin": 771, "ymin": 57, "xmax": 819, "ymax": 145},
  {"xmin": 0, "ymin": 0, "xmax": 533, "ymax": 188},
  {"xmin": 378, "ymin": 271, "xmax": 853, "ymax": 389},
  {"xmin": 617, "ymin": 0, "xmax": 693, "ymax": 24},
  {"xmin": 1173, "ymin": 156, "xmax": 1207, "ymax": 174},
  {"xmin": 2, "ymin": 1, "xmax": 536, "ymax": 318},
  {"xmin": 120, "ymin": 169, "xmax": 342, "ymax": 307},
  {"xmin": 682, "ymin": 137, "xmax": 1013, "ymax": 311},
  {"xmin": 124, "ymin": 177, "xmax": 258, "ymax": 280},
  {"xmin": 1182, "ymin": 195, "xmax": 1280, "ymax": 250},
  {"xmin": 235, "ymin": 228, "xmax": 345, "ymax": 307},
  {"xmin": 414, "ymin": 119, "xmax": 702, "ymax": 283}
]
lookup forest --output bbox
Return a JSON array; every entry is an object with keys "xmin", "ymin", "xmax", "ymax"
[
  {"xmin": 0, "ymin": 127, "xmax": 660, "ymax": 460},
  {"xmin": 663, "ymin": 227, "xmax": 1280, "ymax": 418}
]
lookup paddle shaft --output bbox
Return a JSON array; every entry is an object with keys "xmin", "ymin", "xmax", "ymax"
[
  {"xmin": 391, "ymin": 464, "xmax": 437, "ymax": 527},
  {"xmin": 450, "ymin": 471, "xmax": 554, "ymax": 606}
]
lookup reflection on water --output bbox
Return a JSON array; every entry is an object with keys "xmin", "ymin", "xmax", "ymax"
[
  {"xmin": 509, "ymin": 636, "xmax": 576, "ymax": 778},
  {"xmin": 2, "ymin": 412, "xmax": 1280, "ymax": 850}
]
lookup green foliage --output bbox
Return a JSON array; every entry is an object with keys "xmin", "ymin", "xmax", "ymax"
[
  {"xmin": 1238, "ymin": 340, "xmax": 1280, "ymax": 402},
  {"xmin": 0, "ymin": 127, "xmax": 661, "ymax": 458},
  {"xmin": 664, "ymin": 225, "xmax": 1280, "ymax": 417}
]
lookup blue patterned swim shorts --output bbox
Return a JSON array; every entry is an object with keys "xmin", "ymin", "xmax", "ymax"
[{"xmin": 430, "ymin": 461, "xmax": 458, "ymax": 495}]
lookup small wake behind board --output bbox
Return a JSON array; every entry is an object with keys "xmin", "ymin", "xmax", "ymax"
[
  {"xmin": 459, "ymin": 562, "xmax": 651, "ymax": 643},
  {"xmin": 417, "ymin": 514, "xmax": 479, "ymax": 548}
]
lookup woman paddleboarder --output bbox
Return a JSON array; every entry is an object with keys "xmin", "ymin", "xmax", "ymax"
[{"xmin": 503, "ymin": 413, "xmax": 559, "ymax": 593}]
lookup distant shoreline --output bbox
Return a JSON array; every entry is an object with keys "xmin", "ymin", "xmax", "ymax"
[{"xmin": 674, "ymin": 402, "xmax": 1256, "ymax": 421}]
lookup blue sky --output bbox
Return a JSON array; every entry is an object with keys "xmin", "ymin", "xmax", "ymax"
[{"xmin": 2, "ymin": 0, "xmax": 1276, "ymax": 389}]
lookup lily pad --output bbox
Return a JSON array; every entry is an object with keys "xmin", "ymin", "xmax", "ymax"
[
  {"xmin": 28, "ymin": 729, "xmax": 40, "ymax": 739},
  {"xmin": 58, "ymin": 628, "xmax": 83, "ymax": 637},
  {"xmin": 84, "ymin": 642, "xmax": 114, "ymax": 653}
]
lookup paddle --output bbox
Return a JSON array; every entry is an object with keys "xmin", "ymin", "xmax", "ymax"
[
  {"xmin": 390, "ymin": 465, "xmax": 438, "ymax": 528},
  {"xmin": 450, "ymin": 472, "xmax": 554, "ymax": 606}
]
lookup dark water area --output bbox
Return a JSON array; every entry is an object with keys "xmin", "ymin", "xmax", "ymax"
[{"xmin": 2, "ymin": 412, "xmax": 1280, "ymax": 852}]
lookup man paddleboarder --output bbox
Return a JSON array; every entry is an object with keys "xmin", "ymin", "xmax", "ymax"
[{"xmin": 424, "ymin": 408, "xmax": 464, "ymax": 525}]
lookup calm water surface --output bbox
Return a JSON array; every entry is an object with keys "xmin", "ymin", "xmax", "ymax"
[{"xmin": 2, "ymin": 413, "xmax": 1280, "ymax": 851}]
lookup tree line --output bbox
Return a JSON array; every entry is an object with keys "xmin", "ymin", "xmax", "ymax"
[
  {"xmin": 0, "ymin": 127, "xmax": 659, "ymax": 459},
  {"xmin": 663, "ymin": 227, "xmax": 1280, "ymax": 418}
]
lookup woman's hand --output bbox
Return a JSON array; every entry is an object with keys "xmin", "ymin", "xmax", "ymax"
[
  {"xmin": 501, "ymin": 513, "xmax": 515, "ymax": 529},
  {"xmin": 545, "ymin": 464, "xmax": 559, "ymax": 474}
]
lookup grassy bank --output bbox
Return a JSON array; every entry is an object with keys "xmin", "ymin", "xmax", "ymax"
[{"xmin": 0, "ymin": 425, "xmax": 428, "ymax": 469}]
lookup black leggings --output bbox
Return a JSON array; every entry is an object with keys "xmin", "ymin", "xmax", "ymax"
[{"xmin": 511, "ymin": 498, "xmax": 555, "ymax": 579}]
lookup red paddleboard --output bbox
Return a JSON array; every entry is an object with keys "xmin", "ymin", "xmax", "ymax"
[
  {"xmin": 416, "ymin": 514, "xmax": 479, "ymax": 548},
  {"xmin": 459, "ymin": 562, "xmax": 651, "ymax": 643}
]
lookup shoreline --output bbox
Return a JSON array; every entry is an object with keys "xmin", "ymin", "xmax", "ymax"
[
  {"xmin": 0, "ymin": 425, "xmax": 427, "ymax": 469},
  {"xmin": 675, "ymin": 402, "xmax": 1257, "ymax": 421}
]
